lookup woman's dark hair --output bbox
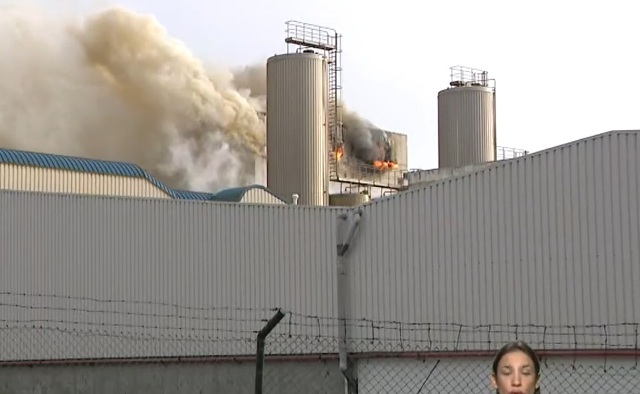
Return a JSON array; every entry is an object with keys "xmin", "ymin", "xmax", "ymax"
[{"xmin": 492, "ymin": 340, "xmax": 541, "ymax": 394}]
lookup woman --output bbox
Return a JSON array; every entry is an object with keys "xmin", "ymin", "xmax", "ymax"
[{"xmin": 490, "ymin": 340, "xmax": 541, "ymax": 394}]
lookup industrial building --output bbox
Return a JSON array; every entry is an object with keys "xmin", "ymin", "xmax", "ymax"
[
  {"xmin": 0, "ymin": 129, "xmax": 638, "ymax": 393},
  {"xmin": 437, "ymin": 66, "xmax": 497, "ymax": 169},
  {"xmin": 0, "ymin": 146, "xmax": 285, "ymax": 204},
  {"xmin": 0, "ymin": 20, "xmax": 638, "ymax": 394},
  {"xmin": 265, "ymin": 21, "xmax": 411, "ymax": 205},
  {"xmin": 262, "ymin": 30, "xmax": 518, "ymax": 206},
  {"xmin": 0, "ymin": 32, "xmax": 505, "ymax": 208}
]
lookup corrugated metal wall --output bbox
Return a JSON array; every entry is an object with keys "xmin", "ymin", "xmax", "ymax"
[
  {"xmin": 0, "ymin": 192, "xmax": 341, "ymax": 360},
  {"xmin": 1, "ymin": 131, "xmax": 639, "ymax": 361},
  {"xmin": 266, "ymin": 52, "xmax": 329, "ymax": 206},
  {"xmin": 438, "ymin": 86, "xmax": 496, "ymax": 168},
  {"xmin": 242, "ymin": 188, "xmax": 286, "ymax": 204},
  {"xmin": 0, "ymin": 163, "xmax": 171, "ymax": 198},
  {"xmin": 347, "ymin": 131, "xmax": 640, "ymax": 351}
]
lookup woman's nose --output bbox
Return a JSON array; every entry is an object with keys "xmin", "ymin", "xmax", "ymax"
[{"xmin": 512, "ymin": 374, "xmax": 522, "ymax": 386}]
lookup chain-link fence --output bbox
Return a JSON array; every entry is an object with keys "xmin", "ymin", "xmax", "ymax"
[
  {"xmin": 260, "ymin": 311, "xmax": 342, "ymax": 394},
  {"xmin": 0, "ymin": 291, "xmax": 278, "ymax": 393},
  {"xmin": 1, "ymin": 291, "xmax": 639, "ymax": 393},
  {"xmin": 258, "ymin": 314, "xmax": 640, "ymax": 394},
  {"xmin": 357, "ymin": 356, "xmax": 640, "ymax": 393}
]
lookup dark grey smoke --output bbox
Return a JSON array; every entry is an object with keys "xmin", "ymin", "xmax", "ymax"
[
  {"xmin": 229, "ymin": 61, "xmax": 395, "ymax": 167},
  {"xmin": 227, "ymin": 64, "xmax": 397, "ymax": 166},
  {"xmin": 342, "ymin": 110, "xmax": 392, "ymax": 164}
]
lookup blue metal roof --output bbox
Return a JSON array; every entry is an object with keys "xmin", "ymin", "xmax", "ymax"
[
  {"xmin": 0, "ymin": 147, "xmax": 287, "ymax": 203},
  {"xmin": 170, "ymin": 189, "xmax": 217, "ymax": 201},
  {"xmin": 210, "ymin": 184, "xmax": 285, "ymax": 203},
  {"xmin": 0, "ymin": 147, "xmax": 147, "ymax": 177},
  {"xmin": 0, "ymin": 146, "xmax": 218, "ymax": 200}
]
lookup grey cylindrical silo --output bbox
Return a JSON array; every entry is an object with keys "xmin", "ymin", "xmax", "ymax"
[
  {"xmin": 437, "ymin": 85, "xmax": 496, "ymax": 169},
  {"xmin": 266, "ymin": 52, "xmax": 328, "ymax": 205}
]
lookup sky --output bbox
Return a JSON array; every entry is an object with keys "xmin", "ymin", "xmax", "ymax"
[{"xmin": 7, "ymin": 0, "xmax": 640, "ymax": 170}]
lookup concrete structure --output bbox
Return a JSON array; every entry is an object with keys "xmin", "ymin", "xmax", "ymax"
[
  {"xmin": 253, "ymin": 152, "xmax": 268, "ymax": 186},
  {"xmin": 266, "ymin": 52, "xmax": 329, "ymax": 206},
  {"xmin": 0, "ymin": 361, "xmax": 344, "ymax": 394},
  {"xmin": 0, "ymin": 130, "xmax": 639, "ymax": 392},
  {"xmin": 230, "ymin": 145, "xmax": 269, "ymax": 188},
  {"xmin": 404, "ymin": 161, "xmax": 497, "ymax": 189},
  {"xmin": 329, "ymin": 192, "xmax": 370, "ymax": 206},
  {"xmin": 387, "ymin": 130, "xmax": 408, "ymax": 170},
  {"xmin": 438, "ymin": 66, "xmax": 496, "ymax": 168},
  {"xmin": 332, "ymin": 128, "xmax": 409, "ymax": 196},
  {"xmin": 329, "ymin": 179, "xmax": 403, "ymax": 200}
]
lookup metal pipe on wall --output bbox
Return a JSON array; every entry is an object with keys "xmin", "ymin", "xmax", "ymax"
[
  {"xmin": 336, "ymin": 208, "xmax": 363, "ymax": 394},
  {"xmin": 493, "ymin": 81, "xmax": 498, "ymax": 161}
]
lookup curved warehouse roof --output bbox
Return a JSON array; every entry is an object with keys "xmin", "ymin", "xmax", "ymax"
[
  {"xmin": 210, "ymin": 184, "xmax": 286, "ymax": 203},
  {"xmin": 0, "ymin": 147, "xmax": 281, "ymax": 202}
]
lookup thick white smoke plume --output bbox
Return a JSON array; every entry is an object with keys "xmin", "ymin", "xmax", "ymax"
[
  {"xmin": 0, "ymin": 4, "xmax": 386, "ymax": 192},
  {"xmin": 0, "ymin": 4, "xmax": 266, "ymax": 192}
]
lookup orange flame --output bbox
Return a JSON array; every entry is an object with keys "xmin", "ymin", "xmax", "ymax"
[
  {"xmin": 334, "ymin": 146, "xmax": 344, "ymax": 160},
  {"xmin": 373, "ymin": 160, "xmax": 399, "ymax": 170}
]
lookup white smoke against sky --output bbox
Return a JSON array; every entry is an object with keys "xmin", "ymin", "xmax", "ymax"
[
  {"xmin": 0, "ymin": 3, "xmax": 266, "ymax": 192},
  {"xmin": 0, "ymin": 1, "xmax": 388, "ymax": 192}
]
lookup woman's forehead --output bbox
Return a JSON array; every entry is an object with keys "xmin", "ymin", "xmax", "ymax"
[{"xmin": 499, "ymin": 350, "xmax": 533, "ymax": 366}]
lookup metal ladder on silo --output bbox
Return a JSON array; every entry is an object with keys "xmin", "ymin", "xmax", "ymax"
[{"xmin": 327, "ymin": 32, "xmax": 342, "ymax": 181}]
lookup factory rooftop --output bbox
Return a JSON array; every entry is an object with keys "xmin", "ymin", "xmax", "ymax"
[{"xmin": 0, "ymin": 146, "xmax": 284, "ymax": 203}]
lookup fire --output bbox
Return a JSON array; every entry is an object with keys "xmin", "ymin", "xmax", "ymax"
[
  {"xmin": 331, "ymin": 144, "xmax": 397, "ymax": 170},
  {"xmin": 373, "ymin": 160, "xmax": 399, "ymax": 170}
]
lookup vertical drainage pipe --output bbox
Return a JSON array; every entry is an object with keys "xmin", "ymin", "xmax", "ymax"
[
  {"xmin": 492, "ymin": 81, "xmax": 498, "ymax": 161},
  {"xmin": 336, "ymin": 208, "xmax": 362, "ymax": 393}
]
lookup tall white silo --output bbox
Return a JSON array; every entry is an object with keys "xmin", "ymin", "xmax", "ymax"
[
  {"xmin": 266, "ymin": 51, "xmax": 329, "ymax": 205},
  {"xmin": 437, "ymin": 66, "xmax": 497, "ymax": 169}
]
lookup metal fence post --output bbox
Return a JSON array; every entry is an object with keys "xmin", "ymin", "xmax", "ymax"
[{"xmin": 254, "ymin": 309, "xmax": 286, "ymax": 394}]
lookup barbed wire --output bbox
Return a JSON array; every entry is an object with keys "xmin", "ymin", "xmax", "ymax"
[
  {"xmin": 0, "ymin": 291, "xmax": 638, "ymax": 355},
  {"xmin": 0, "ymin": 290, "xmax": 279, "ymax": 313},
  {"xmin": 0, "ymin": 291, "xmax": 638, "ymax": 393}
]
